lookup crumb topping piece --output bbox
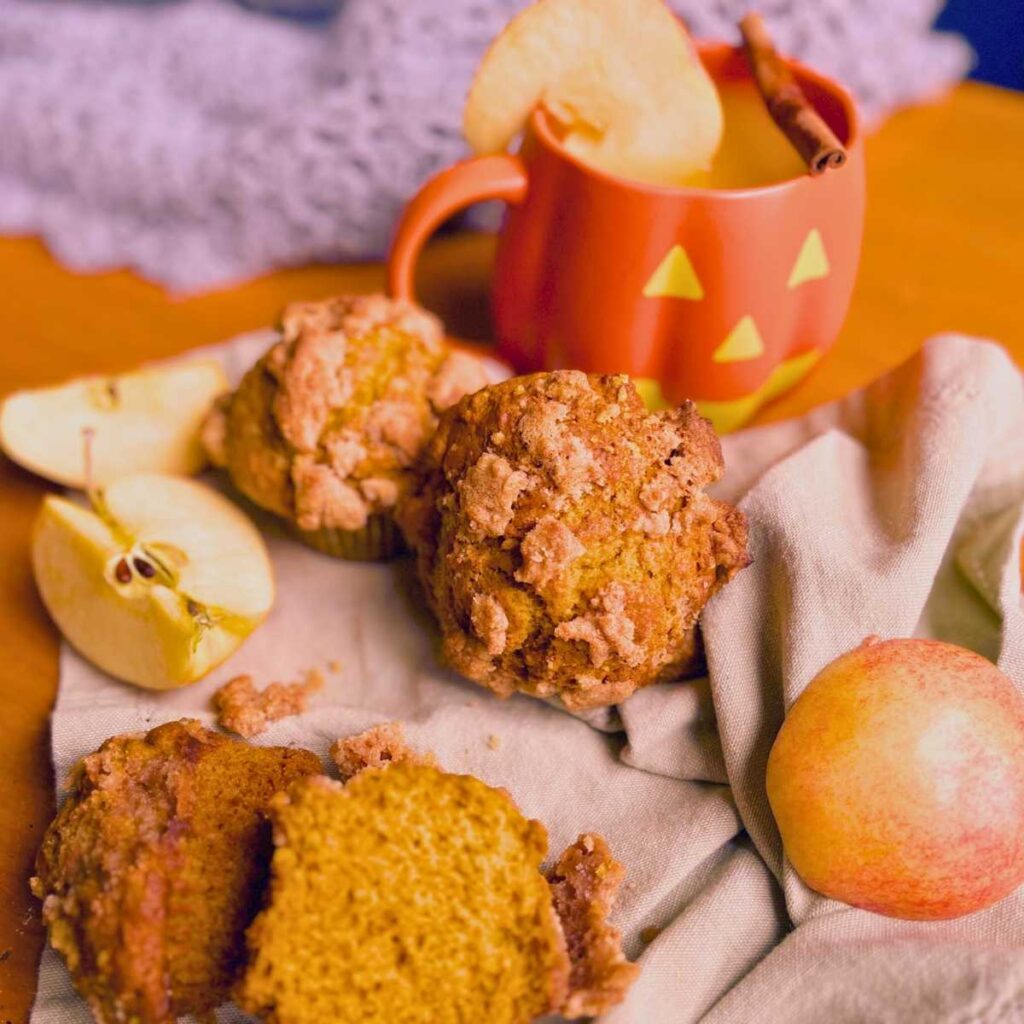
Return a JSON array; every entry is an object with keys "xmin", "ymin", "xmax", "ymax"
[
  {"xmin": 272, "ymin": 327, "xmax": 352, "ymax": 453},
  {"xmin": 555, "ymin": 582, "xmax": 646, "ymax": 670},
  {"xmin": 549, "ymin": 833, "xmax": 639, "ymax": 1018},
  {"xmin": 516, "ymin": 517, "xmax": 585, "ymax": 589},
  {"xmin": 427, "ymin": 351, "xmax": 491, "ymax": 412},
  {"xmin": 470, "ymin": 593, "xmax": 511, "ymax": 656},
  {"xmin": 213, "ymin": 670, "xmax": 324, "ymax": 739},
  {"xmin": 329, "ymin": 722, "xmax": 437, "ymax": 781},
  {"xmin": 459, "ymin": 452, "xmax": 533, "ymax": 537}
]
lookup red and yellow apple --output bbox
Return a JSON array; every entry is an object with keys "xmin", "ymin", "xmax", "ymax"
[{"xmin": 767, "ymin": 637, "xmax": 1024, "ymax": 920}]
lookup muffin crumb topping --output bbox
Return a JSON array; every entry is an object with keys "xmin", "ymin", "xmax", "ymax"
[
  {"xmin": 398, "ymin": 370, "xmax": 750, "ymax": 707},
  {"xmin": 471, "ymin": 594, "xmax": 510, "ymax": 656},
  {"xmin": 213, "ymin": 670, "xmax": 324, "ymax": 739},
  {"xmin": 516, "ymin": 517, "xmax": 585, "ymax": 589},
  {"xmin": 459, "ymin": 452, "xmax": 534, "ymax": 537},
  {"xmin": 549, "ymin": 833, "xmax": 639, "ymax": 1018},
  {"xmin": 330, "ymin": 722, "xmax": 436, "ymax": 780}
]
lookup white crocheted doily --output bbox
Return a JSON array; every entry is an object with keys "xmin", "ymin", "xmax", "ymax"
[{"xmin": 0, "ymin": 0, "xmax": 971, "ymax": 291}]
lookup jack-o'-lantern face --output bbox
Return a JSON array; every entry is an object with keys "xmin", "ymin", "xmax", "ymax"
[
  {"xmin": 635, "ymin": 223, "xmax": 844, "ymax": 432},
  {"xmin": 485, "ymin": 48, "xmax": 864, "ymax": 434}
]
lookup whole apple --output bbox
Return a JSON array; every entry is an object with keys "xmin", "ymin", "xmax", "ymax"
[{"xmin": 767, "ymin": 637, "xmax": 1024, "ymax": 920}]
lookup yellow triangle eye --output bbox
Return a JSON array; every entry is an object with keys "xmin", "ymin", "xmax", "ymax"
[
  {"xmin": 642, "ymin": 245, "xmax": 704, "ymax": 300},
  {"xmin": 713, "ymin": 315, "xmax": 765, "ymax": 363},
  {"xmin": 787, "ymin": 229, "xmax": 830, "ymax": 288}
]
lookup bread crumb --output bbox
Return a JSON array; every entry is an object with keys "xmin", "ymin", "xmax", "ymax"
[
  {"xmin": 548, "ymin": 833, "xmax": 639, "ymax": 1017},
  {"xmin": 640, "ymin": 926, "xmax": 662, "ymax": 944},
  {"xmin": 470, "ymin": 594, "xmax": 509, "ymax": 657},
  {"xmin": 330, "ymin": 722, "xmax": 437, "ymax": 781},
  {"xmin": 327, "ymin": 660, "xmax": 342, "ymax": 674},
  {"xmin": 213, "ymin": 670, "xmax": 324, "ymax": 739},
  {"xmin": 486, "ymin": 734, "xmax": 501, "ymax": 751}
]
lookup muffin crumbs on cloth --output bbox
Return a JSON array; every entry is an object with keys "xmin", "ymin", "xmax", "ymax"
[
  {"xmin": 329, "ymin": 721, "xmax": 437, "ymax": 780},
  {"xmin": 213, "ymin": 670, "xmax": 324, "ymax": 739}
]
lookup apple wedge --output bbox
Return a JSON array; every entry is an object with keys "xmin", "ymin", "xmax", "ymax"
[
  {"xmin": 32, "ymin": 474, "xmax": 274, "ymax": 690},
  {"xmin": 1, "ymin": 359, "xmax": 228, "ymax": 488},
  {"xmin": 463, "ymin": 0, "xmax": 723, "ymax": 185}
]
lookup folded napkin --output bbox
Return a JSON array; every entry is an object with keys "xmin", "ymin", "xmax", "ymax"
[{"xmin": 31, "ymin": 333, "xmax": 1024, "ymax": 1023}]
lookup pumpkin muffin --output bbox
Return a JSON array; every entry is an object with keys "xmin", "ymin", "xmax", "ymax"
[
  {"xmin": 398, "ymin": 370, "xmax": 749, "ymax": 709},
  {"xmin": 203, "ymin": 293, "xmax": 489, "ymax": 559},
  {"xmin": 238, "ymin": 764, "xmax": 569, "ymax": 1023},
  {"xmin": 31, "ymin": 720, "xmax": 320, "ymax": 1024},
  {"xmin": 238, "ymin": 760, "xmax": 638, "ymax": 1023}
]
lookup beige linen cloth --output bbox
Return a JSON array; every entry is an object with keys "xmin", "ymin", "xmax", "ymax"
[{"xmin": 31, "ymin": 333, "xmax": 1024, "ymax": 1024}]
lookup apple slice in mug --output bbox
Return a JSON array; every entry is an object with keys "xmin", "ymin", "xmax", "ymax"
[
  {"xmin": 0, "ymin": 359, "xmax": 228, "ymax": 488},
  {"xmin": 32, "ymin": 474, "xmax": 274, "ymax": 691},
  {"xmin": 463, "ymin": 0, "xmax": 723, "ymax": 186}
]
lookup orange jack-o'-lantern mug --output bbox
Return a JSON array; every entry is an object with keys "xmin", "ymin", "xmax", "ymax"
[{"xmin": 388, "ymin": 44, "xmax": 864, "ymax": 433}]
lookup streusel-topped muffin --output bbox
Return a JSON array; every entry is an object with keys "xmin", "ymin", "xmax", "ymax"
[
  {"xmin": 203, "ymin": 294, "xmax": 488, "ymax": 559},
  {"xmin": 398, "ymin": 370, "xmax": 749, "ymax": 708}
]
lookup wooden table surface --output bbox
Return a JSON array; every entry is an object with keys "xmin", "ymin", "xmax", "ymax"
[{"xmin": 2, "ymin": 80, "xmax": 1023, "ymax": 1022}]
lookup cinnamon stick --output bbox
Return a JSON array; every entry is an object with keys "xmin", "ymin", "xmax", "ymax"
[{"xmin": 738, "ymin": 12, "xmax": 847, "ymax": 176}]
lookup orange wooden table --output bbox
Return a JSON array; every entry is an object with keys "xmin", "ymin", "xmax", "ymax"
[{"xmin": 1, "ymin": 81, "xmax": 1022, "ymax": 1023}]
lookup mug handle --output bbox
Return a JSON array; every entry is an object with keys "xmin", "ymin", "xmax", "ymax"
[{"xmin": 387, "ymin": 154, "xmax": 528, "ymax": 303}]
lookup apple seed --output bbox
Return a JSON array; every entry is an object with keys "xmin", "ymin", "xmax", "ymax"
[{"xmin": 133, "ymin": 557, "xmax": 156, "ymax": 579}]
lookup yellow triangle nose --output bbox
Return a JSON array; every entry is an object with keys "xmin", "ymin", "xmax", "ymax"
[
  {"xmin": 713, "ymin": 315, "xmax": 765, "ymax": 363},
  {"xmin": 788, "ymin": 228, "xmax": 830, "ymax": 288},
  {"xmin": 642, "ymin": 245, "xmax": 704, "ymax": 300}
]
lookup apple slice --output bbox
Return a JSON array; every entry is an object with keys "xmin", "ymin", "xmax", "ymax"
[
  {"xmin": 463, "ymin": 0, "xmax": 723, "ymax": 185},
  {"xmin": 1, "ymin": 359, "xmax": 228, "ymax": 488},
  {"xmin": 32, "ymin": 474, "xmax": 274, "ymax": 690}
]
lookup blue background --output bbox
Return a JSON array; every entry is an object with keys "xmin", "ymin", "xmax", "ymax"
[{"xmin": 937, "ymin": 0, "xmax": 1024, "ymax": 90}]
